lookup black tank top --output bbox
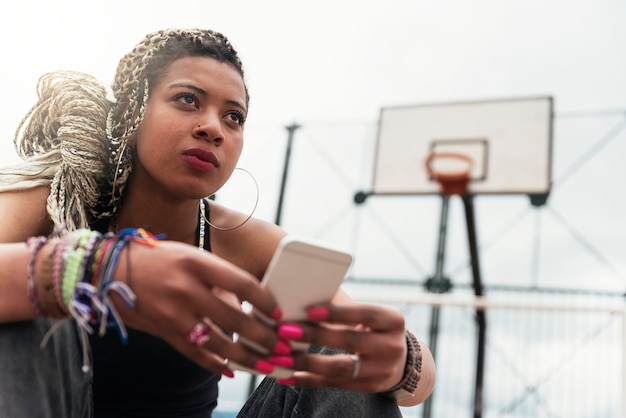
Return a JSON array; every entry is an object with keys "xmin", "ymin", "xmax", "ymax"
[{"xmin": 88, "ymin": 200, "xmax": 219, "ymax": 417}]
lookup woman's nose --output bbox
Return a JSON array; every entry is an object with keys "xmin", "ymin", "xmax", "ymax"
[{"xmin": 193, "ymin": 119, "xmax": 223, "ymax": 144}]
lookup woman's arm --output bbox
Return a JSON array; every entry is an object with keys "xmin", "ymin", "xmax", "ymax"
[
  {"xmin": 0, "ymin": 188, "xmax": 283, "ymax": 375},
  {"xmin": 0, "ymin": 187, "xmax": 53, "ymax": 322}
]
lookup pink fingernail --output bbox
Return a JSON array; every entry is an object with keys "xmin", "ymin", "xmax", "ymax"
[
  {"xmin": 272, "ymin": 307, "xmax": 283, "ymax": 321},
  {"xmin": 221, "ymin": 369, "xmax": 235, "ymax": 378},
  {"xmin": 277, "ymin": 378, "xmax": 296, "ymax": 386},
  {"xmin": 306, "ymin": 306, "xmax": 329, "ymax": 321},
  {"xmin": 254, "ymin": 359, "xmax": 275, "ymax": 374},
  {"xmin": 277, "ymin": 324, "xmax": 303, "ymax": 340},
  {"xmin": 273, "ymin": 340, "xmax": 292, "ymax": 356},
  {"xmin": 270, "ymin": 355, "xmax": 294, "ymax": 368}
]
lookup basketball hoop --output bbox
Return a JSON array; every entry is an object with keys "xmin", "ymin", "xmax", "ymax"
[{"xmin": 425, "ymin": 152, "xmax": 473, "ymax": 196}]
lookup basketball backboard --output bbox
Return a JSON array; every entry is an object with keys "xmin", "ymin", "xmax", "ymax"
[{"xmin": 369, "ymin": 96, "xmax": 553, "ymax": 203}]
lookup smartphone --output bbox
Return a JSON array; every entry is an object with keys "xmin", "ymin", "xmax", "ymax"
[
  {"xmin": 259, "ymin": 234, "xmax": 353, "ymax": 322},
  {"xmin": 229, "ymin": 234, "xmax": 353, "ymax": 377}
]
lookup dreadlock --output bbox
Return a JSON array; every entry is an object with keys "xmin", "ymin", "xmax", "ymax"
[{"xmin": 0, "ymin": 28, "xmax": 247, "ymax": 231}]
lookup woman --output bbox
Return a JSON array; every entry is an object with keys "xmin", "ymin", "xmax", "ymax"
[{"xmin": 0, "ymin": 28, "xmax": 435, "ymax": 417}]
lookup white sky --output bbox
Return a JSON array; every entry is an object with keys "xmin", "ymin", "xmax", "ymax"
[{"xmin": 1, "ymin": 0, "xmax": 624, "ymax": 143}]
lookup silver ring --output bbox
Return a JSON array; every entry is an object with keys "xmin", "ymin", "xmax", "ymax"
[{"xmin": 350, "ymin": 354, "xmax": 360, "ymax": 379}]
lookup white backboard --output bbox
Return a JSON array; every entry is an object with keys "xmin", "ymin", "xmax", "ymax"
[{"xmin": 371, "ymin": 97, "xmax": 553, "ymax": 198}]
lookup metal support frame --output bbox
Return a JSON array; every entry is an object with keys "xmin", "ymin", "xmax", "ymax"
[{"xmin": 461, "ymin": 194, "xmax": 486, "ymax": 418}]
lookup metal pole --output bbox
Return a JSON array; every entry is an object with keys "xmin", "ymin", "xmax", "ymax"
[
  {"xmin": 248, "ymin": 122, "xmax": 300, "ymax": 397},
  {"xmin": 423, "ymin": 195, "xmax": 452, "ymax": 418},
  {"xmin": 461, "ymin": 194, "xmax": 486, "ymax": 418},
  {"xmin": 275, "ymin": 123, "xmax": 301, "ymax": 226}
]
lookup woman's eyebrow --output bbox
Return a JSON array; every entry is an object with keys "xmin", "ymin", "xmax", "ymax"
[
  {"xmin": 167, "ymin": 82, "xmax": 246, "ymax": 112},
  {"xmin": 168, "ymin": 82, "xmax": 207, "ymax": 96}
]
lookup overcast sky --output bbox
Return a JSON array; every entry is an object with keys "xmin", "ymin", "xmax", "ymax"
[{"xmin": 1, "ymin": 1, "xmax": 624, "ymax": 142}]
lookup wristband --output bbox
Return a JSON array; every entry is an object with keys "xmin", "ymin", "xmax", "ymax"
[{"xmin": 383, "ymin": 330, "xmax": 423, "ymax": 401}]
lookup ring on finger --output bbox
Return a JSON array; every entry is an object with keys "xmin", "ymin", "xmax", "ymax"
[
  {"xmin": 187, "ymin": 318, "xmax": 212, "ymax": 347},
  {"xmin": 350, "ymin": 354, "xmax": 361, "ymax": 379}
]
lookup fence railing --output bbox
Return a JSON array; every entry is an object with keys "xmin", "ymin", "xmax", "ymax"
[{"xmin": 345, "ymin": 285, "xmax": 626, "ymax": 418}]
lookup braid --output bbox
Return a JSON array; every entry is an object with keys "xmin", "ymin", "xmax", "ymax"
[{"xmin": 0, "ymin": 71, "xmax": 111, "ymax": 230}]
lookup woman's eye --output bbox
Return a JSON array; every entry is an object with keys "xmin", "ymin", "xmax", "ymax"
[
  {"xmin": 174, "ymin": 92, "xmax": 198, "ymax": 107},
  {"xmin": 228, "ymin": 111, "xmax": 246, "ymax": 126}
]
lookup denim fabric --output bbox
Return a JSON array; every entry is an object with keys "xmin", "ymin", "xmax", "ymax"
[
  {"xmin": 0, "ymin": 319, "xmax": 92, "ymax": 418},
  {"xmin": 237, "ymin": 346, "xmax": 402, "ymax": 418}
]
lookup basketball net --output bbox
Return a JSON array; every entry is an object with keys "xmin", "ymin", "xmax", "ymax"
[{"xmin": 425, "ymin": 152, "xmax": 473, "ymax": 196}]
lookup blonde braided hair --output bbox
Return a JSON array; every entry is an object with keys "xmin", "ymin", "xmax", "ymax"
[
  {"xmin": 1, "ymin": 71, "xmax": 110, "ymax": 230},
  {"xmin": 0, "ymin": 28, "xmax": 247, "ymax": 231}
]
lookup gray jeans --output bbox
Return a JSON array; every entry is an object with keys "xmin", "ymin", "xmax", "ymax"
[
  {"xmin": 0, "ymin": 321, "xmax": 400, "ymax": 418},
  {"xmin": 0, "ymin": 319, "xmax": 92, "ymax": 418},
  {"xmin": 239, "ymin": 346, "xmax": 402, "ymax": 418}
]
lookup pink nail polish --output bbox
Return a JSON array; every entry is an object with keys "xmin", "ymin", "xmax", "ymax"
[
  {"xmin": 273, "ymin": 340, "xmax": 292, "ymax": 356},
  {"xmin": 270, "ymin": 355, "xmax": 294, "ymax": 368},
  {"xmin": 254, "ymin": 359, "xmax": 275, "ymax": 374},
  {"xmin": 221, "ymin": 369, "xmax": 235, "ymax": 378},
  {"xmin": 271, "ymin": 307, "xmax": 283, "ymax": 321},
  {"xmin": 306, "ymin": 306, "xmax": 329, "ymax": 321},
  {"xmin": 277, "ymin": 324, "xmax": 303, "ymax": 340},
  {"xmin": 277, "ymin": 378, "xmax": 296, "ymax": 386}
]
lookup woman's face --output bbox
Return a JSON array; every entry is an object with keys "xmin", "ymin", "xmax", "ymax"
[{"xmin": 130, "ymin": 56, "xmax": 247, "ymax": 200}]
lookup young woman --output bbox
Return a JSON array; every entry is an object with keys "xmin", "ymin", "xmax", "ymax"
[{"xmin": 0, "ymin": 28, "xmax": 435, "ymax": 417}]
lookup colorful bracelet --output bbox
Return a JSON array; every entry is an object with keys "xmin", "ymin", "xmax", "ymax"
[{"xmin": 26, "ymin": 228, "xmax": 163, "ymax": 345}]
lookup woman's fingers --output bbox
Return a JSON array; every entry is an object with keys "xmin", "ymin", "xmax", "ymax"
[
  {"xmin": 276, "ymin": 304, "xmax": 405, "ymax": 354},
  {"xmin": 181, "ymin": 243, "xmax": 279, "ymax": 319},
  {"xmin": 109, "ymin": 240, "xmax": 286, "ymax": 377},
  {"xmin": 277, "ymin": 351, "xmax": 395, "ymax": 393},
  {"xmin": 306, "ymin": 303, "xmax": 405, "ymax": 332},
  {"xmin": 272, "ymin": 303, "xmax": 409, "ymax": 392},
  {"xmin": 118, "ymin": 241, "xmax": 280, "ymax": 353}
]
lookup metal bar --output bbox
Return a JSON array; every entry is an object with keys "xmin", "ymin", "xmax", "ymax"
[
  {"xmin": 423, "ymin": 195, "xmax": 450, "ymax": 418},
  {"xmin": 461, "ymin": 194, "xmax": 486, "ymax": 418}
]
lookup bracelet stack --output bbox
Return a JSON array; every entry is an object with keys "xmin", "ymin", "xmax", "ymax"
[
  {"xmin": 383, "ymin": 329, "xmax": 423, "ymax": 401},
  {"xmin": 26, "ymin": 227, "xmax": 161, "ymax": 344}
]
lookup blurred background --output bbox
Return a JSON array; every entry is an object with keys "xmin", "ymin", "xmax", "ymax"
[{"xmin": 1, "ymin": 1, "xmax": 625, "ymax": 416}]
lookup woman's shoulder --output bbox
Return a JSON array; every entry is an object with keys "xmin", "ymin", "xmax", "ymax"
[
  {"xmin": 208, "ymin": 200, "xmax": 286, "ymax": 280},
  {"xmin": 0, "ymin": 187, "xmax": 53, "ymax": 241}
]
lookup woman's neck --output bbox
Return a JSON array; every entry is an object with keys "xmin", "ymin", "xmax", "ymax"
[{"xmin": 114, "ymin": 192, "xmax": 201, "ymax": 246}]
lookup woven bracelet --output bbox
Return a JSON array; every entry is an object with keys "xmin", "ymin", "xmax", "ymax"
[{"xmin": 382, "ymin": 330, "xmax": 423, "ymax": 401}]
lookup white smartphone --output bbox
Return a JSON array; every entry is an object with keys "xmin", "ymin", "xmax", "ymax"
[
  {"xmin": 259, "ymin": 234, "xmax": 354, "ymax": 323},
  {"xmin": 229, "ymin": 234, "xmax": 353, "ymax": 377}
]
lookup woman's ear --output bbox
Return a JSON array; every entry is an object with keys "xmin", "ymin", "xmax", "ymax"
[{"xmin": 127, "ymin": 134, "xmax": 137, "ymax": 148}]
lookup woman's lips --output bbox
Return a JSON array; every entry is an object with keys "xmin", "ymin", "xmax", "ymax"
[{"xmin": 183, "ymin": 148, "xmax": 219, "ymax": 173}]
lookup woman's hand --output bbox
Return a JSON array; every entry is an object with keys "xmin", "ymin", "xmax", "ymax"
[
  {"xmin": 272, "ymin": 302, "xmax": 436, "ymax": 406},
  {"xmin": 110, "ymin": 239, "xmax": 282, "ymax": 376},
  {"xmin": 275, "ymin": 303, "xmax": 407, "ymax": 392}
]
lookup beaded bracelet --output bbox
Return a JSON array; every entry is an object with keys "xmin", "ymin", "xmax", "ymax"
[
  {"xmin": 383, "ymin": 330, "xmax": 423, "ymax": 401},
  {"xmin": 62, "ymin": 230, "xmax": 101, "ymax": 310}
]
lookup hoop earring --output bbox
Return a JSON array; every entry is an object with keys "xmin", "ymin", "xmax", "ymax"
[{"xmin": 202, "ymin": 167, "xmax": 260, "ymax": 231}]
